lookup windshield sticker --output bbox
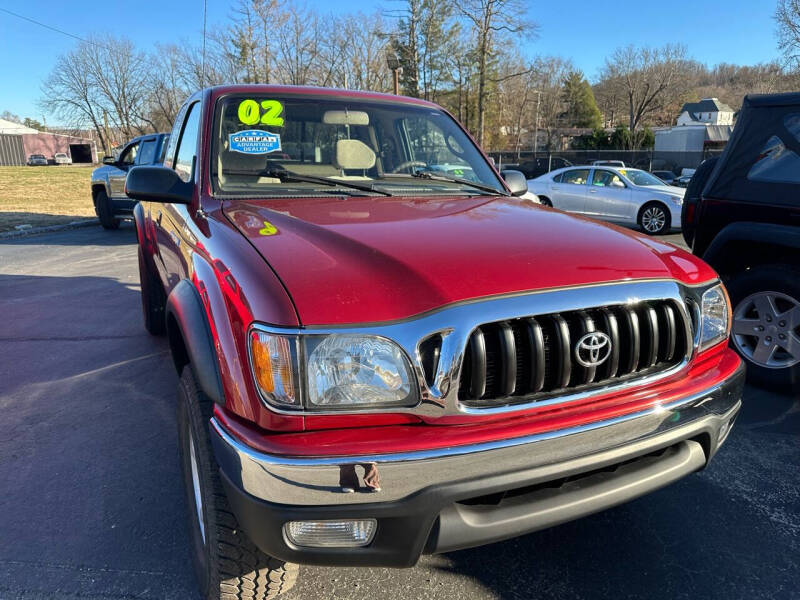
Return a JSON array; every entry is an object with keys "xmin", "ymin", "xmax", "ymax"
[
  {"xmin": 237, "ymin": 99, "xmax": 285, "ymax": 127},
  {"xmin": 618, "ymin": 169, "xmax": 627, "ymax": 175},
  {"xmin": 229, "ymin": 130, "xmax": 282, "ymax": 154}
]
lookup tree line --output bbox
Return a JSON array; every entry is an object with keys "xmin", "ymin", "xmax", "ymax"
[{"xmin": 33, "ymin": 0, "xmax": 800, "ymax": 155}]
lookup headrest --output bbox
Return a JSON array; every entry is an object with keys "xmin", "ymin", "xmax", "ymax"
[{"xmin": 334, "ymin": 139, "xmax": 376, "ymax": 170}]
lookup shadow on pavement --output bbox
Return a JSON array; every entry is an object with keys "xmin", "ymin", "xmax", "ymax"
[
  {"xmin": 0, "ymin": 272, "xmax": 198, "ymax": 599},
  {"xmin": 1, "ymin": 219, "xmax": 136, "ymax": 246}
]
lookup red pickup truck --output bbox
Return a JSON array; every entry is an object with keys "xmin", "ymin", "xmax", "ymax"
[{"xmin": 126, "ymin": 85, "xmax": 744, "ymax": 600}]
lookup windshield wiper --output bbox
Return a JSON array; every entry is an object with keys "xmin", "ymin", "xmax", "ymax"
[
  {"xmin": 409, "ymin": 170, "xmax": 510, "ymax": 196},
  {"xmin": 223, "ymin": 167, "xmax": 392, "ymax": 196}
]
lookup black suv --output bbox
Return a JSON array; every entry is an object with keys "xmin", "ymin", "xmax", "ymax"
[{"xmin": 682, "ymin": 92, "xmax": 800, "ymax": 391}]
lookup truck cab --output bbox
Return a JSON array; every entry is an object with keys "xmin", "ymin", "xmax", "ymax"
[{"xmin": 90, "ymin": 132, "xmax": 169, "ymax": 229}]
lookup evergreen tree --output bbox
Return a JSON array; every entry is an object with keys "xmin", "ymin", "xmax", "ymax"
[{"xmin": 562, "ymin": 71, "xmax": 602, "ymax": 128}]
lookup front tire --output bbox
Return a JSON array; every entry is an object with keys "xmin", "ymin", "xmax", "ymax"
[
  {"xmin": 95, "ymin": 189, "xmax": 120, "ymax": 230},
  {"xmin": 726, "ymin": 264, "xmax": 800, "ymax": 391},
  {"xmin": 638, "ymin": 202, "xmax": 669, "ymax": 235},
  {"xmin": 178, "ymin": 368, "xmax": 299, "ymax": 600}
]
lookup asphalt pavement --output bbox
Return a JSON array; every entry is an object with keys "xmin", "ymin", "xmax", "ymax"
[{"xmin": 0, "ymin": 225, "xmax": 798, "ymax": 600}]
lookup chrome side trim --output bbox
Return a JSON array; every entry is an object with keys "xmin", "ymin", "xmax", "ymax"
[{"xmin": 249, "ymin": 279, "xmax": 718, "ymax": 418}]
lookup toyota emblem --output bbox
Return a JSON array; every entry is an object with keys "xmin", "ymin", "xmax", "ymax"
[{"xmin": 575, "ymin": 332, "xmax": 612, "ymax": 368}]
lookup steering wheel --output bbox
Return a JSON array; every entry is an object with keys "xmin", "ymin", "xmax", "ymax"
[{"xmin": 390, "ymin": 160, "xmax": 428, "ymax": 174}]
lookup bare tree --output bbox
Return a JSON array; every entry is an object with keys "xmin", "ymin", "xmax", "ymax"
[
  {"xmin": 453, "ymin": 0, "xmax": 532, "ymax": 146},
  {"xmin": 41, "ymin": 44, "xmax": 109, "ymax": 152},
  {"xmin": 601, "ymin": 44, "xmax": 691, "ymax": 145},
  {"xmin": 275, "ymin": 4, "xmax": 326, "ymax": 85},
  {"xmin": 776, "ymin": 0, "xmax": 800, "ymax": 70}
]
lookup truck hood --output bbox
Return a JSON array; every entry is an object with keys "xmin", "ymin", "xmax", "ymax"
[{"xmin": 223, "ymin": 195, "xmax": 715, "ymax": 325}]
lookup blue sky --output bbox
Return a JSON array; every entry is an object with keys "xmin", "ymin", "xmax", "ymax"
[{"xmin": 0, "ymin": 0, "xmax": 783, "ymax": 124}]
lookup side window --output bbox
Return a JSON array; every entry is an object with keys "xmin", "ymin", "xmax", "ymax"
[
  {"xmin": 562, "ymin": 169, "xmax": 590, "ymax": 185},
  {"xmin": 174, "ymin": 103, "xmax": 201, "ymax": 183},
  {"xmin": 747, "ymin": 114, "xmax": 800, "ymax": 185},
  {"xmin": 164, "ymin": 104, "xmax": 189, "ymax": 169},
  {"xmin": 119, "ymin": 142, "xmax": 139, "ymax": 166},
  {"xmin": 137, "ymin": 140, "xmax": 156, "ymax": 165},
  {"xmin": 591, "ymin": 170, "xmax": 612, "ymax": 186},
  {"xmin": 552, "ymin": 172, "xmax": 563, "ymax": 183}
]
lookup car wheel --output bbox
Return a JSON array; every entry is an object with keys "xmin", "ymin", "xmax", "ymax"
[
  {"xmin": 726, "ymin": 264, "xmax": 800, "ymax": 391},
  {"xmin": 538, "ymin": 196, "xmax": 552, "ymax": 207},
  {"xmin": 178, "ymin": 368, "xmax": 299, "ymax": 600},
  {"xmin": 638, "ymin": 202, "xmax": 669, "ymax": 235},
  {"xmin": 137, "ymin": 246, "xmax": 165, "ymax": 336},
  {"xmin": 95, "ymin": 189, "xmax": 120, "ymax": 230}
]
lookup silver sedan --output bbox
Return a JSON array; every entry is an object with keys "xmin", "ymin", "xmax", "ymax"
[{"xmin": 527, "ymin": 166, "xmax": 685, "ymax": 235}]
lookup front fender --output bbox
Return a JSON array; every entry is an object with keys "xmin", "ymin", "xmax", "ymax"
[{"xmin": 165, "ymin": 279, "xmax": 225, "ymax": 405}]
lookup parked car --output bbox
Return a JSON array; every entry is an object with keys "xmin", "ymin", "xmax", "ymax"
[
  {"xmin": 527, "ymin": 165, "xmax": 685, "ymax": 234},
  {"xmin": 26, "ymin": 154, "xmax": 47, "ymax": 166},
  {"xmin": 498, "ymin": 156, "xmax": 573, "ymax": 179},
  {"xmin": 90, "ymin": 133, "xmax": 169, "ymax": 229},
  {"xmin": 54, "ymin": 152, "xmax": 72, "ymax": 165},
  {"xmin": 125, "ymin": 85, "xmax": 743, "ymax": 600},
  {"xmin": 673, "ymin": 174, "xmax": 693, "ymax": 187},
  {"xmin": 592, "ymin": 159, "xmax": 626, "ymax": 167},
  {"xmin": 682, "ymin": 92, "xmax": 800, "ymax": 390},
  {"xmin": 651, "ymin": 170, "xmax": 676, "ymax": 184}
]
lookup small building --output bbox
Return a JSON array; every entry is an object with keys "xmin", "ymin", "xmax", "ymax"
[
  {"xmin": 0, "ymin": 118, "xmax": 97, "ymax": 165},
  {"xmin": 676, "ymin": 98, "xmax": 735, "ymax": 127}
]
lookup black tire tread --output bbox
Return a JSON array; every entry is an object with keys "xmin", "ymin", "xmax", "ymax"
[
  {"xmin": 179, "ymin": 369, "xmax": 298, "ymax": 600},
  {"xmin": 95, "ymin": 188, "xmax": 120, "ymax": 230}
]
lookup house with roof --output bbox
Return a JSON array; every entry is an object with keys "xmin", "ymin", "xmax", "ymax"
[
  {"xmin": 676, "ymin": 98, "xmax": 735, "ymax": 126},
  {"xmin": 653, "ymin": 97, "xmax": 735, "ymax": 172},
  {"xmin": 0, "ymin": 117, "xmax": 96, "ymax": 165}
]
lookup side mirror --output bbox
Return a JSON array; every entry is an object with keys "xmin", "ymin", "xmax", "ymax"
[
  {"xmin": 125, "ymin": 166, "xmax": 193, "ymax": 204},
  {"xmin": 500, "ymin": 169, "xmax": 528, "ymax": 197},
  {"xmin": 102, "ymin": 156, "xmax": 117, "ymax": 166}
]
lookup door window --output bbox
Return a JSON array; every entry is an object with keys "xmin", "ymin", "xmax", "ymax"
[
  {"xmin": 561, "ymin": 169, "xmax": 590, "ymax": 185},
  {"xmin": 137, "ymin": 140, "xmax": 157, "ymax": 165},
  {"xmin": 747, "ymin": 114, "xmax": 800, "ymax": 185},
  {"xmin": 174, "ymin": 103, "xmax": 201, "ymax": 183},
  {"xmin": 591, "ymin": 170, "xmax": 624, "ymax": 187},
  {"xmin": 118, "ymin": 142, "xmax": 139, "ymax": 166}
]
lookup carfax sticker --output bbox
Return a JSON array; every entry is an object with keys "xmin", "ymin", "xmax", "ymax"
[{"xmin": 229, "ymin": 129, "xmax": 282, "ymax": 154}]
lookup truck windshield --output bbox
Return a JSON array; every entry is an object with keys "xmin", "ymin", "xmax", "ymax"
[{"xmin": 211, "ymin": 95, "xmax": 505, "ymax": 196}]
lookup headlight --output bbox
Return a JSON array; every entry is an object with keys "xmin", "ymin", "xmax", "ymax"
[
  {"xmin": 699, "ymin": 284, "xmax": 731, "ymax": 350},
  {"xmin": 248, "ymin": 329, "xmax": 417, "ymax": 411},
  {"xmin": 306, "ymin": 335, "xmax": 415, "ymax": 409},
  {"xmin": 670, "ymin": 195, "xmax": 683, "ymax": 205}
]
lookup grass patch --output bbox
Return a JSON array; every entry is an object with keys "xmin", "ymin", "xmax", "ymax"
[{"xmin": 0, "ymin": 165, "xmax": 96, "ymax": 233}]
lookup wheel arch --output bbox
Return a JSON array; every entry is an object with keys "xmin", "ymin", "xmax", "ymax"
[
  {"xmin": 165, "ymin": 279, "xmax": 225, "ymax": 406},
  {"xmin": 702, "ymin": 222, "xmax": 800, "ymax": 278}
]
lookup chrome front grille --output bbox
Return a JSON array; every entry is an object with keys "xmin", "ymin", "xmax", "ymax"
[{"xmin": 458, "ymin": 300, "xmax": 689, "ymax": 408}]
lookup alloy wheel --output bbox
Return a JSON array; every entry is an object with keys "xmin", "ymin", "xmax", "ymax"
[
  {"xmin": 732, "ymin": 290, "xmax": 800, "ymax": 369},
  {"xmin": 642, "ymin": 206, "xmax": 666, "ymax": 233}
]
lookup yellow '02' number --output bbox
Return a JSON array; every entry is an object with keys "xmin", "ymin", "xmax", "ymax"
[{"xmin": 237, "ymin": 99, "xmax": 285, "ymax": 127}]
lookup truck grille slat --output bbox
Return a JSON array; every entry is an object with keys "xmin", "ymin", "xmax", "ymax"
[{"xmin": 458, "ymin": 300, "xmax": 689, "ymax": 409}]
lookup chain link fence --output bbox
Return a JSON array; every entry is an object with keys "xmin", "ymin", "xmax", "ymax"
[{"xmin": 488, "ymin": 149, "xmax": 725, "ymax": 179}]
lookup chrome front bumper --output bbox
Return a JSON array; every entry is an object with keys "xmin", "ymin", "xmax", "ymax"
[{"xmin": 210, "ymin": 361, "xmax": 743, "ymax": 566}]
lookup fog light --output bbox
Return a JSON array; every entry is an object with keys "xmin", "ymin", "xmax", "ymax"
[{"xmin": 284, "ymin": 519, "xmax": 377, "ymax": 548}]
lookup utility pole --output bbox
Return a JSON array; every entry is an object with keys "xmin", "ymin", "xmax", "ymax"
[
  {"xmin": 533, "ymin": 90, "xmax": 541, "ymax": 155},
  {"xmin": 386, "ymin": 52, "xmax": 402, "ymax": 95}
]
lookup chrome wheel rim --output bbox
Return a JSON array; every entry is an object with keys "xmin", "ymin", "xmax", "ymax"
[
  {"xmin": 732, "ymin": 290, "xmax": 800, "ymax": 369},
  {"xmin": 642, "ymin": 207, "xmax": 666, "ymax": 233},
  {"xmin": 189, "ymin": 430, "xmax": 206, "ymax": 544}
]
